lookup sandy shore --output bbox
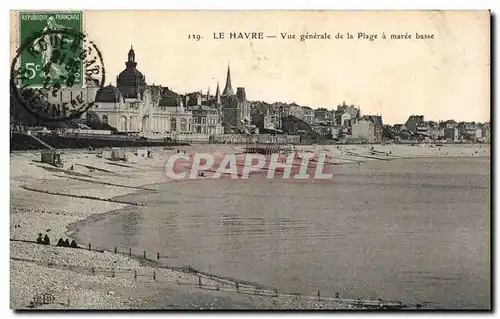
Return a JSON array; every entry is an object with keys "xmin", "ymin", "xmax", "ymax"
[{"xmin": 10, "ymin": 143, "xmax": 490, "ymax": 309}]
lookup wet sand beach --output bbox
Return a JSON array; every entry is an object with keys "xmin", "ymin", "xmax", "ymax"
[{"xmin": 10, "ymin": 144, "xmax": 490, "ymax": 309}]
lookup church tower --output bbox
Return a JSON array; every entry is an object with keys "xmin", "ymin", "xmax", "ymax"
[{"xmin": 222, "ymin": 65, "xmax": 234, "ymax": 96}]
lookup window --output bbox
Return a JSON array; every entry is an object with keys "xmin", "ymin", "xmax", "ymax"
[
  {"xmin": 171, "ymin": 118, "xmax": 177, "ymax": 132},
  {"xmin": 120, "ymin": 116, "xmax": 128, "ymax": 131},
  {"xmin": 180, "ymin": 118, "xmax": 187, "ymax": 132}
]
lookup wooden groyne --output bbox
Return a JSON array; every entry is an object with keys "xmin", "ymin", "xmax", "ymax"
[{"xmin": 19, "ymin": 186, "xmax": 146, "ymax": 206}]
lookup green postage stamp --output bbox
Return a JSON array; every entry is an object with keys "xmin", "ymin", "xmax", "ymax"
[{"xmin": 18, "ymin": 11, "xmax": 83, "ymax": 87}]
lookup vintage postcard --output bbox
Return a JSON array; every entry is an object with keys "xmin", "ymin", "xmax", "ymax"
[{"xmin": 9, "ymin": 10, "xmax": 490, "ymax": 310}]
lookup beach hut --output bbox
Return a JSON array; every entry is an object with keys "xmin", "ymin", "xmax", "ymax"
[
  {"xmin": 111, "ymin": 148, "xmax": 127, "ymax": 161},
  {"xmin": 40, "ymin": 150, "xmax": 62, "ymax": 167},
  {"xmin": 101, "ymin": 148, "xmax": 113, "ymax": 160}
]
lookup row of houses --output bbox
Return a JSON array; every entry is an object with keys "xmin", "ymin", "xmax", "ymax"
[
  {"xmin": 399, "ymin": 116, "xmax": 491, "ymax": 143},
  {"xmin": 251, "ymin": 101, "xmax": 384, "ymax": 143},
  {"xmin": 250, "ymin": 101, "xmax": 490, "ymax": 144}
]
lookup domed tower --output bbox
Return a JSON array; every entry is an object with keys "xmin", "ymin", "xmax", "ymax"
[{"xmin": 117, "ymin": 46, "xmax": 147, "ymax": 99}]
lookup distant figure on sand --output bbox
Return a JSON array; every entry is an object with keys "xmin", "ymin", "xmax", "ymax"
[{"xmin": 36, "ymin": 233, "xmax": 43, "ymax": 244}]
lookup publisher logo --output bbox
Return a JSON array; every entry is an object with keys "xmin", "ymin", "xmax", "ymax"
[{"xmin": 33, "ymin": 293, "xmax": 55, "ymax": 306}]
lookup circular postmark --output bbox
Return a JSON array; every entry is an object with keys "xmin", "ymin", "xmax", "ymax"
[{"xmin": 10, "ymin": 27, "xmax": 105, "ymax": 122}]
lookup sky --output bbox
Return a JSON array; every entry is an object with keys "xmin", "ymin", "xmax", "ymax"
[{"xmin": 13, "ymin": 10, "xmax": 490, "ymax": 124}]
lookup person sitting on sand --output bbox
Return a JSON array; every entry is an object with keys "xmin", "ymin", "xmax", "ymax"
[
  {"xmin": 36, "ymin": 233, "xmax": 43, "ymax": 244},
  {"xmin": 57, "ymin": 237, "xmax": 65, "ymax": 246},
  {"xmin": 43, "ymin": 234, "xmax": 50, "ymax": 245}
]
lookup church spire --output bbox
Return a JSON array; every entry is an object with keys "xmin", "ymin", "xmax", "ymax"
[
  {"xmin": 215, "ymin": 81, "xmax": 221, "ymax": 103},
  {"xmin": 222, "ymin": 64, "xmax": 234, "ymax": 96}
]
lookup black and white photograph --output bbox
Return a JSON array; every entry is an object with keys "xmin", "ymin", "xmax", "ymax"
[{"xmin": 8, "ymin": 9, "xmax": 492, "ymax": 311}]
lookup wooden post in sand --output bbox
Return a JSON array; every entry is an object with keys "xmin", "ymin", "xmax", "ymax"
[
  {"xmin": 198, "ymin": 275, "xmax": 202, "ymax": 287},
  {"xmin": 153, "ymin": 271, "xmax": 156, "ymax": 280},
  {"xmin": 143, "ymin": 250, "xmax": 146, "ymax": 259},
  {"xmin": 114, "ymin": 247, "xmax": 117, "ymax": 254},
  {"xmin": 88, "ymin": 243, "xmax": 91, "ymax": 250},
  {"xmin": 134, "ymin": 270, "xmax": 137, "ymax": 279},
  {"xmin": 129, "ymin": 248, "xmax": 131, "ymax": 257},
  {"xmin": 157, "ymin": 252, "xmax": 160, "ymax": 260},
  {"xmin": 317, "ymin": 289, "xmax": 321, "ymax": 300}
]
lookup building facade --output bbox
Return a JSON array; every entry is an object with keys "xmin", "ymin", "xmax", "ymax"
[
  {"xmin": 220, "ymin": 66, "xmax": 251, "ymax": 133},
  {"xmin": 352, "ymin": 119, "xmax": 375, "ymax": 142},
  {"xmin": 351, "ymin": 115, "xmax": 383, "ymax": 143},
  {"xmin": 52, "ymin": 47, "xmax": 233, "ymax": 141},
  {"xmin": 301, "ymin": 106, "xmax": 315, "ymax": 124},
  {"xmin": 89, "ymin": 47, "xmax": 195, "ymax": 138}
]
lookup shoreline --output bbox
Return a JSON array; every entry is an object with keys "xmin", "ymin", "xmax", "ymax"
[{"xmin": 10, "ymin": 144, "xmax": 490, "ymax": 309}]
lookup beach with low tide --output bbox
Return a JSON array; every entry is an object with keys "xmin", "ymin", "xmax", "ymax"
[{"xmin": 10, "ymin": 143, "xmax": 490, "ymax": 309}]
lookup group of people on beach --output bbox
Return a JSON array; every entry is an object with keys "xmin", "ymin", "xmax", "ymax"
[
  {"xmin": 56, "ymin": 237, "xmax": 78, "ymax": 248},
  {"xmin": 36, "ymin": 233, "xmax": 50, "ymax": 245},
  {"xmin": 36, "ymin": 233, "xmax": 78, "ymax": 248}
]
